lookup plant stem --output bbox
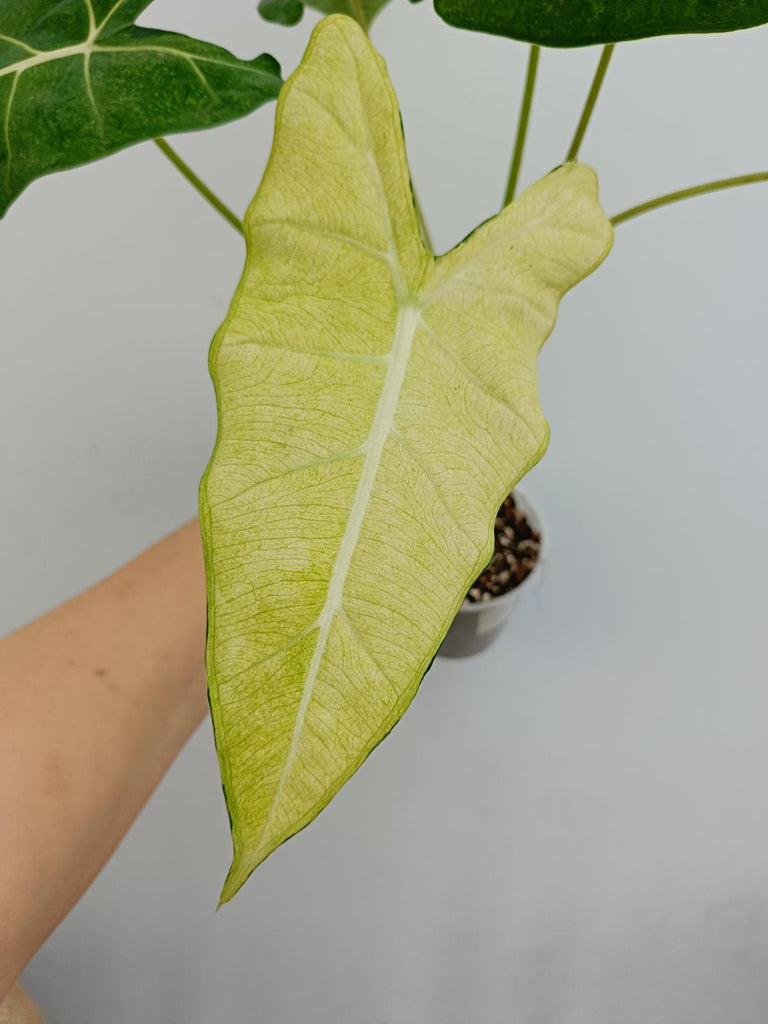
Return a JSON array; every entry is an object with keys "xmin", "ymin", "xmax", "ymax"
[
  {"xmin": 153, "ymin": 138, "xmax": 243, "ymax": 236},
  {"xmin": 349, "ymin": 0, "xmax": 369, "ymax": 31},
  {"xmin": 566, "ymin": 44, "xmax": 614, "ymax": 163},
  {"xmin": 503, "ymin": 45, "xmax": 540, "ymax": 207},
  {"xmin": 611, "ymin": 171, "xmax": 768, "ymax": 226}
]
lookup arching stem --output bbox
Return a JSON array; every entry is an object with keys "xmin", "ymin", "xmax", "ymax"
[
  {"xmin": 153, "ymin": 138, "xmax": 243, "ymax": 236},
  {"xmin": 611, "ymin": 171, "xmax": 768, "ymax": 227},
  {"xmin": 566, "ymin": 44, "xmax": 615, "ymax": 163},
  {"xmin": 503, "ymin": 45, "xmax": 540, "ymax": 207},
  {"xmin": 349, "ymin": 0, "xmax": 369, "ymax": 32}
]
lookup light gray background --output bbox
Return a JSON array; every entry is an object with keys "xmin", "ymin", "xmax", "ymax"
[{"xmin": 2, "ymin": 1, "xmax": 768, "ymax": 1020}]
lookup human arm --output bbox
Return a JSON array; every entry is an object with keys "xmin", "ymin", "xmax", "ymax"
[
  {"xmin": 0, "ymin": 983, "xmax": 44, "ymax": 1023},
  {"xmin": 0, "ymin": 520, "xmax": 209, "ymax": 998}
]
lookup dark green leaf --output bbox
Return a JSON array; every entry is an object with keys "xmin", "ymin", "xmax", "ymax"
[
  {"xmin": 258, "ymin": 0, "xmax": 305, "ymax": 26},
  {"xmin": 0, "ymin": 0, "xmax": 283, "ymax": 217},
  {"xmin": 433, "ymin": 0, "xmax": 768, "ymax": 46}
]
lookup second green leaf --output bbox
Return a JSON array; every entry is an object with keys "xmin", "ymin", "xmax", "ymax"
[
  {"xmin": 434, "ymin": 0, "xmax": 768, "ymax": 46},
  {"xmin": 0, "ymin": 0, "xmax": 282, "ymax": 217}
]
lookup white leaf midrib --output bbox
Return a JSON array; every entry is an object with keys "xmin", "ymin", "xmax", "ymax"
[
  {"xmin": 1, "ymin": 0, "xmax": 271, "ymax": 86},
  {"xmin": 0, "ymin": 41, "xmax": 265, "ymax": 80},
  {"xmin": 250, "ymin": 298, "xmax": 420, "ymax": 862},
  {"xmin": 248, "ymin": 48, "xmax": 422, "ymax": 857}
]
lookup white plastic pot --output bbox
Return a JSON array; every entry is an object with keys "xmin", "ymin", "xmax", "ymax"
[{"xmin": 438, "ymin": 491, "xmax": 545, "ymax": 659}]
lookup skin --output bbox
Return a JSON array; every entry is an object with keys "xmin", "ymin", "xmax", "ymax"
[
  {"xmin": 0, "ymin": 520, "xmax": 209, "ymax": 1005},
  {"xmin": 0, "ymin": 984, "xmax": 44, "ymax": 1023}
]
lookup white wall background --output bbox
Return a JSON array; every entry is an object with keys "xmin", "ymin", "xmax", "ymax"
[{"xmin": 2, "ymin": 2, "xmax": 768, "ymax": 1020}]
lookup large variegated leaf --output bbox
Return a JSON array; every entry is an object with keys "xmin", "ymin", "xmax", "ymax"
[
  {"xmin": 433, "ymin": 0, "xmax": 768, "ymax": 46},
  {"xmin": 0, "ymin": 0, "xmax": 282, "ymax": 217},
  {"xmin": 200, "ymin": 14, "xmax": 612, "ymax": 903}
]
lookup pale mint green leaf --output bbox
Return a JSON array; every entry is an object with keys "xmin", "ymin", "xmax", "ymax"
[
  {"xmin": 200, "ymin": 14, "xmax": 613, "ymax": 903},
  {"xmin": 0, "ymin": 0, "xmax": 282, "ymax": 217}
]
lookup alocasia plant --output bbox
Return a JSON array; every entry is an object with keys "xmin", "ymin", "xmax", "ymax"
[
  {"xmin": 199, "ymin": 15, "xmax": 612, "ymax": 902},
  {"xmin": 4, "ymin": 0, "xmax": 767, "ymax": 904},
  {"xmin": 0, "ymin": 0, "xmax": 282, "ymax": 215}
]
